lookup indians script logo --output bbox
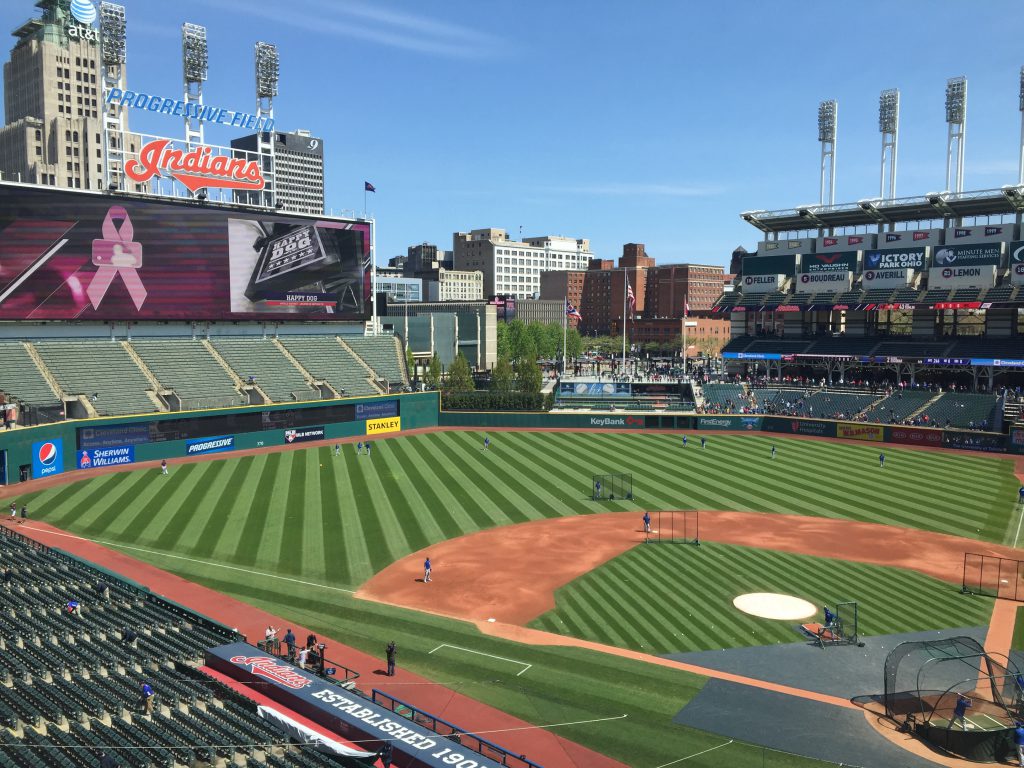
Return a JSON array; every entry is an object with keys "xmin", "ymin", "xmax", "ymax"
[
  {"xmin": 38, "ymin": 442, "xmax": 58, "ymax": 467},
  {"xmin": 230, "ymin": 656, "xmax": 312, "ymax": 690},
  {"xmin": 125, "ymin": 139, "xmax": 266, "ymax": 192},
  {"xmin": 70, "ymin": 0, "xmax": 97, "ymax": 24}
]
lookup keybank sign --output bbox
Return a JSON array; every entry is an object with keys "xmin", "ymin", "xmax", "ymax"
[{"xmin": 67, "ymin": 0, "xmax": 99, "ymax": 41}]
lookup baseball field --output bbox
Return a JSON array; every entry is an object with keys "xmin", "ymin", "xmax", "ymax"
[{"xmin": 14, "ymin": 430, "xmax": 1023, "ymax": 767}]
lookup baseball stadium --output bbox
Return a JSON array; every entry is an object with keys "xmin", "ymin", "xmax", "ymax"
[{"xmin": 3, "ymin": 2, "xmax": 1024, "ymax": 768}]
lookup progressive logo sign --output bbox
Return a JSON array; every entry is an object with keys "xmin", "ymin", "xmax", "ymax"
[{"xmin": 32, "ymin": 439, "xmax": 64, "ymax": 478}]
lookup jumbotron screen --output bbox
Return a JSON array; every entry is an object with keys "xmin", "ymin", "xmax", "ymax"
[{"xmin": 0, "ymin": 184, "xmax": 371, "ymax": 320}]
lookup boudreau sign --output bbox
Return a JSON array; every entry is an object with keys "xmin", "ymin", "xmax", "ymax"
[
  {"xmin": 795, "ymin": 271, "xmax": 851, "ymax": 293},
  {"xmin": 125, "ymin": 139, "xmax": 265, "ymax": 192}
]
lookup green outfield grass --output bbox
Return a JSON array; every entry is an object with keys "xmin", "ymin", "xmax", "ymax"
[
  {"xmin": 14, "ymin": 430, "xmax": 1018, "ymax": 767},
  {"xmin": 530, "ymin": 542, "xmax": 993, "ymax": 654}
]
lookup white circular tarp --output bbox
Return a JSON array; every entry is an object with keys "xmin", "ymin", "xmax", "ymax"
[{"xmin": 733, "ymin": 592, "xmax": 816, "ymax": 621}]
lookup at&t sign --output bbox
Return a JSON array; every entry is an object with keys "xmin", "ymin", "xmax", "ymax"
[{"xmin": 67, "ymin": 0, "xmax": 99, "ymax": 42}]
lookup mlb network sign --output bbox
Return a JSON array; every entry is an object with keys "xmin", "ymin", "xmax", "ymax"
[{"xmin": 32, "ymin": 439, "xmax": 64, "ymax": 478}]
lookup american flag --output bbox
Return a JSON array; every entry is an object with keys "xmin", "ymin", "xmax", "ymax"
[
  {"xmin": 684, "ymin": 300, "xmax": 690, "ymax": 318},
  {"xmin": 565, "ymin": 300, "xmax": 582, "ymax": 320},
  {"xmin": 626, "ymin": 278, "xmax": 636, "ymax": 311}
]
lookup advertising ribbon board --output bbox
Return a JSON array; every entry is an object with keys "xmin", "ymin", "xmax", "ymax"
[
  {"xmin": 837, "ymin": 423, "xmax": 883, "ymax": 441},
  {"xmin": 186, "ymin": 436, "xmax": 236, "ymax": 456},
  {"xmin": 284, "ymin": 426, "xmax": 325, "ymax": 444},
  {"xmin": 863, "ymin": 248, "xmax": 926, "ymax": 271},
  {"xmin": 761, "ymin": 418, "xmax": 837, "ymax": 438},
  {"xmin": 366, "ymin": 417, "xmax": 401, "ymax": 435},
  {"xmin": 802, "ymin": 251, "xmax": 859, "ymax": 273},
  {"xmin": 697, "ymin": 416, "xmax": 763, "ymax": 431},
  {"xmin": 887, "ymin": 426, "xmax": 943, "ymax": 447},
  {"xmin": 77, "ymin": 445, "xmax": 134, "ymax": 469},
  {"xmin": 588, "ymin": 416, "xmax": 644, "ymax": 429}
]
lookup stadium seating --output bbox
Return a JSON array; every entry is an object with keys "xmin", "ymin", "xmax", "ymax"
[
  {"xmin": 130, "ymin": 339, "xmax": 242, "ymax": 410},
  {"xmin": 32, "ymin": 340, "xmax": 157, "ymax": 417},
  {"xmin": 211, "ymin": 338, "xmax": 318, "ymax": 403},
  {"xmin": 0, "ymin": 341, "xmax": 61, "ymax": 409},
  {"xmin": 872, "ymin": 340, "xmax": 954, "ymax": 358},
  {"xmin": 700, "ymin": 383, "xmax": 746, "ymax": 410},
  {"xmin": 804, "ymin": 336, "xmax": 878, "ymax": 356},
  {"xmin": 279, "ymin": 336, "xmax": 380, "ymax": 397},
  {"xmin": 0, "ymin": 528, "xmax": 360, "ymax": 768},
  {"xmin": 861, "ymin": 390, "xmax": 934, "ymax": 423},
  {"xmin": 916, "ymin": 392, "xmax": 999, "ymax": 429},
  {"xmin": 342, "ymin": 336, "xmax": 408, "ymax": 386}
]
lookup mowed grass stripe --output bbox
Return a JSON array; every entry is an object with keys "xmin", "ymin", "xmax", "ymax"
[
  {"xmin": 387, "ymin": 438, "xmax": 462, "ymax": 541},
  {"xmin": 191, "ymin": 456, "xmax": 256, "ymax": 559},
  {"xmin": 357, "ymin": 450, "xmax": 413, "ymax": 567},
  {"xmin": 403, "ymin": 435, "xmax": 497, "ymax": 531},
  {"xmin": 489, "ymin": 436, "xmax": 591, "ymax": 517},
  {"xmin": 533, "ymin": 541, "xmax": 993, "ymax": 653},
  {"xmin": 274, "ymin": 451, "xmax": 308, "ymax": 576},
  {"xmin": 234, "ymin": 453, "xmax": 283, "ymax": 568},
  {"xmin": 151, "ymin": 463, "xmax": 223, "ymax": 551},
  {"xmin": 319, "ymin": 448, "xmax": 352, "ymax": 587},
  {"xmin": 369, "ymin": 445, "xmax": 431, "ymax": 553},
  {"xmin": 75, "ymin": 471, "xmax": 151, "ymax": 536},
  {"xmin": 344, "ymin": 451, "xmax": 392, "ymax": 576}
]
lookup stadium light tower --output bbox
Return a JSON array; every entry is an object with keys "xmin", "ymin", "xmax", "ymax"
[
  {"xmin": 879, "ymin": 89, "xmax": 899, "ymax": 200},
  {"xmin": 182, "ymin": 23, "xmax": 208, "ymax": 147},
  {"xmin": 99, "ymin": 2, "xmax": 127, "ymax": 192},
  {"xmin": 254, "ymin": 41, "xmax": 280, "ymax": 208},
  {"xmin": 945, "ymin": 76, "xmax": 967, "ymax": 193},
  {"xmin": 818, "ymin": 100, "xmax": 838, "ymax": 206},
  {"xmin": 1018, "ymin": 67, "xmax": 1024, "ymax": 184}
]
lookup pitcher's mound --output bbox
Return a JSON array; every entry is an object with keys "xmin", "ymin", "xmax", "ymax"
[{"xmin": 733, "ymin": 592, "xmax": 816, "ymax": 620}]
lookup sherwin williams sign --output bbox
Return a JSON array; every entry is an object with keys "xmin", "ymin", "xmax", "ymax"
[
  {"xmin": 77, "ymin": 445, "xmax": 134, "ymax": 468},
  {"xmin": 32, "ymin": 439, "xmax": 63, "ymax": 477},
  {"xmin": 864, "ymin": 247, "xmax": 926, "ymax": 271},
  {"xmin": 365, "ymin": 417, "xmax": 401, "ymax": 435},
  {"xmin": 802, "ymin": 251, "xmax": 859, "ymax": 273}
]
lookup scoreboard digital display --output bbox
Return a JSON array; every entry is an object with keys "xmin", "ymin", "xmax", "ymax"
[{"xmin": 0, "ymin": 183, "xmax": 371, "ymax": 321}]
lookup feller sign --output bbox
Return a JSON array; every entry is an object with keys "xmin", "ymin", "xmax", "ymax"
[{"xmin": 125, "ymin": 139, "xmax": 266, "ymax": 192}]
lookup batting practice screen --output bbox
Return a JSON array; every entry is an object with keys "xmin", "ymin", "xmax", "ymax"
[
  {"xmin": 650, "ymin": 510, "xmax": 699, "ymax": 544},
  {"xmin": 592, "ymin": 473, "xmax": 632, "ymax": 500}
]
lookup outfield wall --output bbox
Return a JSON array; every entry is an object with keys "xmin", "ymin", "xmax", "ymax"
[
  {"xmin": 439, "ymin": 410, "xmax": 1008, "ymax": 452},
  {"xmin": 0, "ymin": 392, "xmax": 440, "ymax": 485}
]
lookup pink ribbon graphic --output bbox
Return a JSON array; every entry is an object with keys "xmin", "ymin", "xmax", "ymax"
[{"xmin": 87, "ymin": 205, "xmax": 147, "ymax": 311}]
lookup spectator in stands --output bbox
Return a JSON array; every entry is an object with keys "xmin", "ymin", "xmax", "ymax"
[
  {"xmin": 66, "ymin": 599, "xmax": 81, "ymax": 617},
  {"xmin": 18, "ymin": 505, "xmax": 26, "ymax": 525},
  {"xmin": 265, "ymin": 625, "xmax": 279, "ymax": 654},
  {"xmin": 97, "ymin": 750, "xmax": 118, "ymax": 768},
  {"xmin": 95, "ymin": 581, "xmax": 110, "ymax": 602},
  {"xmin": 297, "ymin": 646, "xmax": 309, "ymax": 670},
  {"xmin": 283, "ymin": 628, "xmax": 296, "ymax": 660},
  {"xmin": 386, "ymin": 640, "xmax": 397, "ymax": 676},
  {"xmin": 123, "ymin": 627, "xmax": 138, "ymax": 648},
  {"xmin": 8, "ymin": 502, "xmax": 14, "ymax": 521},
  {"xmin": 378, "ymin": 741, "xmax": 393, "ymax": 767},
  {"xmin": 3, "ymin": 568, "xmax": 11, "ymax": 585},
  {"xmin": 306, "ymin": 632, "xmax": 317, "ymax": 650},
  {"xmin": 140, "ymin": 681, "xmax": 155, "ymax": 716}
]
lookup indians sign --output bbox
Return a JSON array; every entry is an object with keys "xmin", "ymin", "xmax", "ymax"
[{"xmin": 125, "ymin": 139, "xmax": 266, "ymax": 192}]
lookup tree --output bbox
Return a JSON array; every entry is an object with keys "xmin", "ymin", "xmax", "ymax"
[
  {"xmin": 425, "ymin": 354, "xmax": 441, "ymax": 389},
  {"xmin": 506, "ymin": 319, "xmax": 529, "ymax": 361},
  {"xmin": 445, "ymin": 352, "xmax": 475, "ymax": 394},
  {"xmin": 515, "ymin": 355, "xmax": 543, "ymax": 394},
  {"xmin": 490, "ymin": 355, "xmax": 515, "ymax": 393},
  {"xmin": 565, "ymin": 327, "xmax": 584, "ymax": 361},
  {"xmin": 496, "ymin": 322, "xmax": 510, "ymax": 359},
  {"xmin": 405, "ymin": 346, "xmax": 415, "ymax": 378}
]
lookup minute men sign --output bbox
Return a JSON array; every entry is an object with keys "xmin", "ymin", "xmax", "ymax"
[{"xmin": 932, "ymin": 243, "xmax": 1003, "ymax": 268}]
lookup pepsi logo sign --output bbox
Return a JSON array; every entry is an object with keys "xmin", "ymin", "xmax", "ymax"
[
  {"xmin": 38, "ymin": 442, "xmax": 57, "ymax": 466},
  {"xmin": 31, "ymin": 439, "xmax": 63, "ymax": 477}
]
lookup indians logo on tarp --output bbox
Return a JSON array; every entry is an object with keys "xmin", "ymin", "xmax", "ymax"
[
  {"xmin": 38, "ymin": 442, "xmax": 58, "ymax": 467},
  {"xmin": 230, "ymin": 656, "xmax": 312, "ymax": 690},
  {"xmin": 125, "ymin": 139, "xmax": 265, "ymax": 193}
]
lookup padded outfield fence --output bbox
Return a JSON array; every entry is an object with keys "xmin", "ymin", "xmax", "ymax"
[{"xmin": 962, "ymin": 553, "xmax": 1024, "ymax": 601}]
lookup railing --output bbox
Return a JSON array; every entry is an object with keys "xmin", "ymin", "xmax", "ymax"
[
  {"xmin": 255, "ymin": 638, "xmax": 360, "ymax": 685},
  {"xmin": 177, "ymin": 394, "xmax": 244, "ymax": 412},
  {"xmin": 371, "ymin": 689, "xmax": 544, "ymax": 768}
]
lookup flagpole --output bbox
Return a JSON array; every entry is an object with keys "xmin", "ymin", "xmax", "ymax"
[
  {"xmin": 621, "ymin": 270, "xmax": 627, "ymax": 372},
  {"xmin": 562, "ymin": 296, "xmax": 568, "ymax": 377},
  {"xmin": 682, "ymin": 294, "xmax": 688, "ymax": 380}
]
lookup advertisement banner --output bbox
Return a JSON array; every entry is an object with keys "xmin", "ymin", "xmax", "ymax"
[
  {"xmin": 559, "ymin": 382, "xmax": 632, "ymax": 397},
  {"xmin": 942, "ymin": 431, "xmax": 1006, "ymax": 453},
  {"xmin": 837, "ymin": 423, "xmax": 883, "ymax": 441},
  {"xmin": 741, "ymin": 274, "xmax": 785, "ymax": 293},
  {"xmin": 1009, "ymin": 428, "xmax": 1024, "ymax": 455},
  {"xmin": 186, "ymin": 435, "xmax": 236, "ymax": 456},
  {"xmin": 802, "ymin": 251, "xmax": 859, "ymax": 273},
  {"xmin": 1010, "ymin": 241, "xmax": 1024, "ymax": 266},
  {"xmin": 861, "ymin": 268, "xmax": 912, "ymax": 289},
  {"xmin": 795, "ymin": 271, "xmax": 852, "ymax": 293},
  {"xmin": 78, "ymin": 423, "xmax": 154, "ymax": 449},
  {"xmin": 354, "ymin": 401, "xmax": 399, "ymax": 420},
  {"xmin": 77, "ymin": 445, "xmax": 134, "ymax": 469},
  {"xmin": 887, "ymin": 426, "xmax": 944, "ymax": 447},
  {"xmin": 32, "ymin": 439, "xmax": 63, "ymax": 478},
  {"xmin": 284, "ymin": 426, "xmax": 325, "ymax": 444},
  {"xmin": 0, "ymin": 184, "xmax": 370, "ymax": 321},
  {"xmin": 1011, "ymin": 262, "xmax": 1024, "ymax": 286},
  {"xmin": 762, "ymin": 418, "xmax": 837, "ymax": 438},
  {"xmin": 743, "ymin": 254, "xmax": 798, "ymax": 276},
  {"xmin": 932, "ymin": 243, "xmax": 1003, "ymax": 268},
  {"xmin": 864, "ymin": 247, "xmax": 927, "ymax": 272},
  {"xmin": 927, "ymin": 265, "xmax": 996, "ymax": 289},
  {"xmin": 588, "ymin": 416, "xmax": 644, "ymax": 429},
  {"xmin": 696, "ymin": 416, "xmax": 763, "ymax": 431},
  {"xmin": 818, "ymin": 235, "xmax": 872, "ymax": 251},
  {"xmin": 365, "ymin": 417, "xmax": 401, "ymax": 435}
]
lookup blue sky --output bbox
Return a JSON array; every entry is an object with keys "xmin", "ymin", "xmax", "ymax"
[{"xmin": 2, "ymin": 0, "xmax": 1023, "ymax": 267}]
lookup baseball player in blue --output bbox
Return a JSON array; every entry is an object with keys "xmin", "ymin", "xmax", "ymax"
[
  {"xmin": 1014, "ymin": 720, "xmax": 1024, "ymax": 767},
  {"xmin": 484, "ymin": 436, "xmax": 490, "ymax": 450},
  {"xmin": 423, "ymin": 557, "xmax": 432, "ymax": 583},
  {"xmin": 366, "ymin": 441, "xmax": 372, "ymax": 456},
  {"xmin": 879, "ymin": 452, "xmax": 885, "ymax": 468},
  {"xmin": 356, "ymin": 441, "xmax": 363, "ymax": 455},
  {"xmin": 643, "ymin": 512, "xmax": 651, "ymax": 533},
  {"xmin": 701, "ymin": 436, "xmax": 706, "ymax": 449},
  {"xmin": 1018, "ymin": 486, "xmax": 1024, "ymax": 506},
  {"xmin": 594, "ymin": 480, "xmax": 602, "ymax": 500},
  {"xmin": 952, "ymin": 693, "xmax": 972, "ymax": 729},
  {"xmin": 682, "ymin": 435, "xmax": 688, "ymax": 448},
  {"xmin": 771, "ymin": 445, "xmax": 776, "ymax": 459}
]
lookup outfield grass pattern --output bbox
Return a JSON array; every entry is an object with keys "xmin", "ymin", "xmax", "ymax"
[
  {"xmin": 530, "ymin": 542, "xmax": 994, "ymax": 654},
  {"xmin": 15, "ymin": 431, "xmax": 1019, "ymax": 767}
]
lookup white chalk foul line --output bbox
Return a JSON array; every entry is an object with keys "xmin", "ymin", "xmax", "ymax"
[
  {"xmin": 653, "ymin": 739, "xmax": 734, "ymax": 767},
  {"xmin": 1012, "ymin": 501, "xmax": 1024, "ymax": 549},
  {"xmin": 13, "ymin": 524, "xmax": 355, "ymax": 594},
  {"xmin": 429, "ymin": 643, "xmax": 532, "ymax": 677}
]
